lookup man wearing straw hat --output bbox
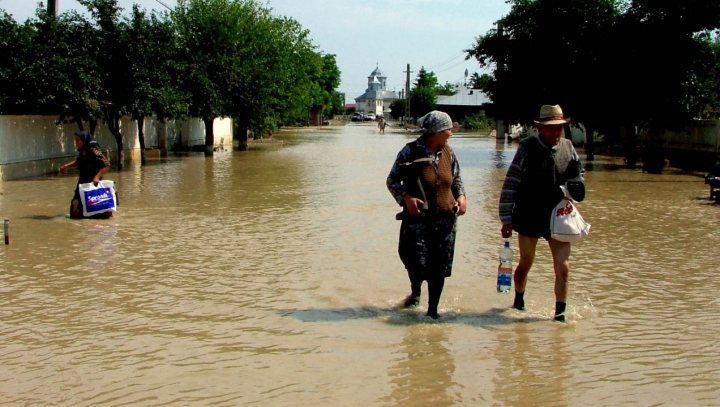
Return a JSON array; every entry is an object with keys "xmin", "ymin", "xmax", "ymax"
[{"xmin": 498, "ymin": 105, "xmax": 585, "ymax": 322}]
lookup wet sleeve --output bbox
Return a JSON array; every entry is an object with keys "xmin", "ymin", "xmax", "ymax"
[
  {"xmin": 499, "ymin": 143, "xmax": 525, "ymax": 225},
  {"xmin": 566, "ymin": 148, "xmax": 586, "ymax": 202},
  {"xmin": 386, "ymin": 146, "xmax": 411, "ymax": 205},
  {"xmin": 451, "ymin": 152, "xmax": 465, "ymax": 198}
]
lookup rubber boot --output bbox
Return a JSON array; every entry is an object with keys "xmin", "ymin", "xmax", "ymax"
[
  {"xmin": 426, "ymin": 276, "xmax": 445, "ymax": 319},
  {"xmin": 554, "ymin": 302, "xmax": 567, "ymax": 322}
]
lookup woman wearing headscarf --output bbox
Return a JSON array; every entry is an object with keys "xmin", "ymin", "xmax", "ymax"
[
  {"xmin": 59, "ymin": 131, "xmax": 111, "ymax": 219},
  {"xmin": 386, "ymin": 111, "xmax": 467, "ymax": 319}
]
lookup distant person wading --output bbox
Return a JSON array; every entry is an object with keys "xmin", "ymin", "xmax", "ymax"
[
  {"xmin": 59, "ymin": 131, "xmax": 112, "ymax": 219},
  {"xmin": 386, "ymin": 111, "xmax": 467, "ymax": 319}
]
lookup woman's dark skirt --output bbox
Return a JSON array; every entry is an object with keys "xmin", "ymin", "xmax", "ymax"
[{"xmin": 398, "ymin": 212, "xmax": 458, "ymax": 279}]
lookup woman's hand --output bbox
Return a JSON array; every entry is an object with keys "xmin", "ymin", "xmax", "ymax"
[
  {"xmin": 93, "ymin": 176, "xmax": 101, "ymax": 185},
  {"xmin": 403, "ymin": 194, "xmax": 424, "ymax": 216},
  {"xmin": 59, "ymin": 165, "xmax": 67, "ymax": 174},
  {"xmin": 455, "ymin": 195, "xmax": 467, "ymax": 216}
]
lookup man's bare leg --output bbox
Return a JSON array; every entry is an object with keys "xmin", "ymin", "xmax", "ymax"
[
  {"xmin": 513, "ymin": 234, "xmax": 538, "ymax": 310},
  {"xmin": 548, "ymin": 238, "xmax": 571, "ymax": 321}
]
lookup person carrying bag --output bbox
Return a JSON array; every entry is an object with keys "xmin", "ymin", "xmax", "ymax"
[{"xmin": 498, "ymin": 105, "xmax": 587, "ymax": 322}]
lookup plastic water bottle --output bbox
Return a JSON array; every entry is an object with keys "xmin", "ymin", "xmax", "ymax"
[{"xmin": 497, "ymin": 239, "xmax": 513, "ymax": 293}]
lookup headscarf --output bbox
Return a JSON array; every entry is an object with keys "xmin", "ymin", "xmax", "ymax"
[
  {"xmin": 75, "ymin": 131, "xmax": 99, "ymax": 152},
  {"xmin": 417, "ymin": 111, "xmax": 453, "ymax": 135}
]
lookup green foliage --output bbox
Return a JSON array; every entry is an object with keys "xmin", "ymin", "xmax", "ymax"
[
  {"xmin": 693, "ymin": 33, "xmax": 720, "ymax": 119},
  {"xmin": 0, "ymin": 0, "xmax": 342, "ymax": 141},
  {"xmin": 389, "ymin": 99, "xmax": 405, "ymax": 119},
  {"xmin": 461, "ymin": 112, "xmax": 495, "ymax": 130},
  {"xmin": 0, "ymin": 8, "xmax": 102, "ymax": 119},
  {"xmin": 409, "ymin": 86, "xmax": 436, "ymax": 117},
  {"xmin": 126, "ymin": 5, "xmax": 188, "ymax": 122},
  {"xmin": 413, "ymin": 67, "xmax": 438, "ymax": 89},
  {"xmin": 468, "ymin": 73, "xmax": 493, "ymax": 95},
  {"xmin": 436, "ymin": 82, "xmax": 457, "ymax": 96},
  {"xmin": 466, "ymin": 0, "xmax": 720, "ymax": 131},
  {"xmin": 345, "ymin": 106, "xmax": 356, "ymax": 115}
]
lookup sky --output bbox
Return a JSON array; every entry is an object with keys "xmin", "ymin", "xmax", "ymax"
[{"xmin": 1, "ymin": 0, "xmax": 511, "ymax": 102}]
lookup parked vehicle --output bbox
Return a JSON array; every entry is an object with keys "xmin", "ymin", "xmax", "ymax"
[{"xmin": 351, "ymin": 113, "xmax": 373, "ymax": 122}]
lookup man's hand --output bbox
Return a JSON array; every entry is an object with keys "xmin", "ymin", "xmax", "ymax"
[
  {"xmin": 501, "ymin": 224, "xmax": 513, "ymax": 238},
  {"xmin": 93, "ymin": 176, "xmax": 101, "ymax": 186},
  {"xmin": 403, "ymin": 194, "xmax": 424, "ymax": 216}
]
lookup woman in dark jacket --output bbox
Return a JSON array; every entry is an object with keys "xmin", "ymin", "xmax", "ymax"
[{"xmin": 59, "ymin": 131, "xmax": 111, "ymax": 219}]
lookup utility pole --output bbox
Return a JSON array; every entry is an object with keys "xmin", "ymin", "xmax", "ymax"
[
  {"xmin": 404, "ymin": 64, "xmax": 413, "ymax": 123},
  {"xmin": 47, "ymin": 0, "xmax": 58, "ymax": 17}
]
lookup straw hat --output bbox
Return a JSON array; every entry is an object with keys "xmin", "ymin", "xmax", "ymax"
[{"xmin": 533, "ymin": 105, "xmax": 571, "ymax": 125}]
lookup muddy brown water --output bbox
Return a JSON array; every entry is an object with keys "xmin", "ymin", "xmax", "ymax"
[{"xmin": 1, "ymin": 123, "xmax": 719, "ymax": 406}]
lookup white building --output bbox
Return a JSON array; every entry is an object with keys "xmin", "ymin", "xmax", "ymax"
[{"xmin": 354, "ymin": 66, "xmax": 400, "ymax": 117}]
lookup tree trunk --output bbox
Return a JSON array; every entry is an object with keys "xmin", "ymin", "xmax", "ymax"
[
  {"xmin": 235, "ymin": 116, "xmax": 249, "ymax": 151},
  {"xmin": 107, "ymin": 114, "xmax": 124, "ymax": 170},
  {"xmin": 623, "ymin": 124, "xmax": 638, "ymax": 169},
  {"xmin": 89, "ymin": 119, "xmax": 99, "ymax": 137},
  {"xmin": 137, "ymin": 117, "xmax": 147, "ymax": 166},
  {"xmin": 585, "ymin": 123, "xmax": 595, "ymax": 161},
  {"xmin": 75, "ymin": 116, "xmax": 85, "ymax": 132},
  {"xmin": 204, "ymin": 117, "xmax": 214, "ymax": 157},
  {"xmin": 158, "ymin": 120, "xmax": 168, "ymax": 157}
]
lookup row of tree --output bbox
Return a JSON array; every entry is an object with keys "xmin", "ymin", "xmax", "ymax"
[
  {"xmin": 466, "ymin": 0, "xmax": 720, "ymax": 159},
  {"xmin": 0, "ymin": 0, "xmax": 344, "ymax": 165}
]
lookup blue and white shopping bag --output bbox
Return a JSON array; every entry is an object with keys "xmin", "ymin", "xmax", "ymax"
[{"xmin": 78, "ymin": 180, "xmax": 117, "ymax": 217}]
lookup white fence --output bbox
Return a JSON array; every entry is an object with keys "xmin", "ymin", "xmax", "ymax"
[{"xmin": 0, "ymin": 115, "xmax": 233, "ymax": 180}]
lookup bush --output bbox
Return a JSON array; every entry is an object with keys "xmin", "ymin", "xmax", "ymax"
[{"xmin": 461, "ymin": 113, "xmax": 495, "ymax": 130}]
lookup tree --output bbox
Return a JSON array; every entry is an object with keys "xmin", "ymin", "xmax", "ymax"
[
  {"xmin": 0, "ymin": 7, "xmax": 102, "ymax": 126},
  {"xmin": 389, "ymin": 99, "xmax": 405, "ymax": 119},
  {"xmin": 408, "ymin": 67, "xmax": 439, "ymax": 117},
  {"xmin": 77, "ymin": 0, "xmax": 134, "ymax": 169},
  {"xmin": 173, "ymin": 0, "xmax": 320, "ymax": 152},
  {"xmin": 436, "ymin": 81, "xmax": 457, "ymax": 96},
  {"xmin": 467, "ymin": 0, "xmax": 720, "ymax": 158},
  {"xmin": 409, "ymin": 86, "xmax": 436, "ymax": 117},
  {"xmin": 694, "ymin": 33, "xmax": 720, "ymax": 118},
  {"xmin": 125, "ymin": 5, "xmax": 187, "ymax": 165},
  {"xmin": 413, "ymin": 67, "xmax": 439, "ymax": 89},
  {"xmin": 468, "ymin": 73, "xmax": 493, "ymax": 95}
]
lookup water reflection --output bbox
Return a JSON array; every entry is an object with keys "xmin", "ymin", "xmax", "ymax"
[
  {"xmin": 492, "ymin": 326, "xmax": 571, "ymax": 407},
  {"xmin": 383, "ymin": 326, "xmax": 458, "ymax": 407}
]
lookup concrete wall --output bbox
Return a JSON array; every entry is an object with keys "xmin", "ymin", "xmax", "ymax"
[
  {"xmin": 0, "ymin": 115, "xmax": 233, "ymax": 180},
  {"xmin": 643, "ymin": 120, "xmax": 720, "ymax": 153}
]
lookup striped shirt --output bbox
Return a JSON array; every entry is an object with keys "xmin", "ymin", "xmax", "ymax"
[{"xmin": 499, "ymin": 136, "xmax": 581, "ymax": 225}]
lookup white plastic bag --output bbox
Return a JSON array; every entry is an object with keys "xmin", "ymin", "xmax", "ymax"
[
  {"xmin": 550, "ymin": 186, "xmax": 590, "ymax": 242},
  {"xmin": 78, "ymin": 180, "xmax": 117, "ymax": 217}
]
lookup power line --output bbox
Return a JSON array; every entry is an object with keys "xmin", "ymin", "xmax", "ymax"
[
  {"xmin": 155, "ymin": 0, "xmax": 172, "ymax": 10},
  {"xmin": 425, "ymin": 52, "xmax": 466, "ymax": 71},
  {"xmin": 434, "ymin": 59, "xmax": 470, "ymax": 75}
]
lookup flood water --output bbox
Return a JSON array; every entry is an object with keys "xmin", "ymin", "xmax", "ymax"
[{"xmin": 1, "ymin": 123, "xmax": 719, "ymax": 406}]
